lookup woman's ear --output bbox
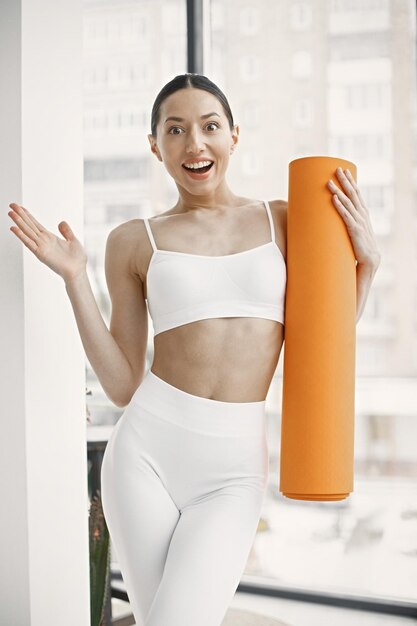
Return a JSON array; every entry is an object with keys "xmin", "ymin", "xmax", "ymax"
[
  {"xmin": 230, "ymin": 124, "xmax": 239, "ymax": 154},
  {"xmin": 147, "ymin": 134, "xmax": 163, "ymax": 162}
]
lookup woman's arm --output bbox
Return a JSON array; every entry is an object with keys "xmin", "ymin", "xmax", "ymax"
[
  {"xmin": 65, "ymin": 224, "xmax": 149, "ymax": 407},
  {"xmin": 355, "ymin": 256, "xmax": 380, "ymax": 324},
  {"xmin": 64, "ymin": 270, "xmax": 138, "ymax": 407}
]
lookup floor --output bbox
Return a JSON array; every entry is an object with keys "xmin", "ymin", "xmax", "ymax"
[{"xmin": 111, "ymin": 591, "xmax": 417, "ymax": 626}]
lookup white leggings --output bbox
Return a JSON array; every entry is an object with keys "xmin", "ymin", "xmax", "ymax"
[{"xmin": 100, "ymin": 368, "xmax": 269, "ymax": 626}]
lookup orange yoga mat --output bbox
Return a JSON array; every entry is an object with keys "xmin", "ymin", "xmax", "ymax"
[{"xmin": 279, "ymin": 156, "xmax": 357, "ymax": 501}]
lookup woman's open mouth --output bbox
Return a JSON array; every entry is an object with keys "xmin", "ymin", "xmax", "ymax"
[{"xmin": 182, "ymin": 162, "xmax": 214, "ymax": 178}]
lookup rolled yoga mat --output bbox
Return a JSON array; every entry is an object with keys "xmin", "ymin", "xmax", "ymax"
[{"xmin": 279, "ymin": 155, "xmax": 357, "ymax": 501}]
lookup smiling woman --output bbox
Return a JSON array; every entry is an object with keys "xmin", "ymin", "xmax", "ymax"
[
  {"xmin": 146, "ymin": 74, "xmax": 240, "ymax": 203},
  {"xmin": 97, "ymin": 72, "xmax": 289, "ymax": 626}
]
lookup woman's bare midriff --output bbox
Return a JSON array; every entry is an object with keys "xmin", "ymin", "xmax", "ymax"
[
  {"xmin": 135, "ymin": 199, "xmax": 286, "ymax": 403},
  {"xmin": 151, "ymin": 319, "xmax": 284, "ymax": 402}
]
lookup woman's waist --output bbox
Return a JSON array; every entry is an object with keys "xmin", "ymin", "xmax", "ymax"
[
  {"xmin": 150, "ymin": 355, "xmax": 277, "ymax": 403},
  {"xmin": 150, "ymin": 319, "xmax": 283, "ymax": 401},
  {"xmin": 129, "ymin": 368, "xmax": 267, "ymax": 438}
]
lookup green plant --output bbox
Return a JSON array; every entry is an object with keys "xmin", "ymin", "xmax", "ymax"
[{"xmin": 89, "ymin": 491, "xmax": 111, "ymax": 626}]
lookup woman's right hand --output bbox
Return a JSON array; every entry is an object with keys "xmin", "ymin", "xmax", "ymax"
[{"xmin": 8, "ymin": 202, "xmax": 88, "ymax": 284}]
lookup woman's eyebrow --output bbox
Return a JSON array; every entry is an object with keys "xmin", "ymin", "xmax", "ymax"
[{"xmin": 164, "ymin": 112, "xmax": 221, "ymax": 124}]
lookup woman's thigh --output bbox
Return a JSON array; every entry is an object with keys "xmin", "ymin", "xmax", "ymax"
[
  {"xmin": 101, "ymin": 407, "xmax": 181, "ymax": 625},
  {"xmin": 145, "ymin": 481, "xmax": 266, "ymax": 626}
]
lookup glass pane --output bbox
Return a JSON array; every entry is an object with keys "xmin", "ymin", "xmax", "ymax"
[
  {"xmin": 82, "ymin": 0, "xmax": 187, "ymax": 415},
  {"xmin": 208, "ymin": 0, "xmax": 417, "ymax": 605}
]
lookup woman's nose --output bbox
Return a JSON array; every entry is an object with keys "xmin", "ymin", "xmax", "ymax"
[{"xmin": 185, "ymin": 129, "xmax": 205, "ymax": 154}]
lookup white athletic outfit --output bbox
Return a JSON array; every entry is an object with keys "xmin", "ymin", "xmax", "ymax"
[{"xmin": 100, "ymin": 200, "xmax": 287, "ymax": 626}]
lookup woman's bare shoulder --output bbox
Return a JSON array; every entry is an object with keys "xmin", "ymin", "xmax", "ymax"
[
  {"xmin": 108, "ymin": 209, "xmax": 177, "ymax": 253},
  {"xmin": 107, "ymin": 218, "xmax": 146, "ymax": 247},
  {"xmin": 106, "ymin": 218, "xmax": 152, "ymax": 277}
]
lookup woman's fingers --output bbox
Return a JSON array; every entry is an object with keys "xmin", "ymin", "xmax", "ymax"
[
  {"xmin": 8, "ymin": 203, "xmax": 88, "ymax": 280},
  {"xmin": 335, "ymin": 168, "xmax": 369, "ymax": 222},
  {"xmin": 14, "ymin": 203, "xmax": 45, "ymax": 234},
  {"xmin": 8, "ymin": 204, "xmax": 40, "ymax": 242},
  {"xmin": 344, "ymin": 169, "xmax": 367, "ymax": 209},
  {"xmin": 58, "ymin": 221, "xmax": 76, "ymax": 242},
  {"xmin": 8, "ymin": 203, "xmax": 53, "ymax": 256},
  {"xmin": 9, "ymin": 222, "xmax": 39, "ymax": 254}
]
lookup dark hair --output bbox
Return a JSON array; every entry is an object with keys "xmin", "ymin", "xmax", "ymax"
[{"xmin": 150, "ymin": 73, "xmax": 235, "ymax": 137}]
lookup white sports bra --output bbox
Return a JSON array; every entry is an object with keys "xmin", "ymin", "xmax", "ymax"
[{"xmin": 143, "ymin": 200, "xmax": 286, "ymax": 336}]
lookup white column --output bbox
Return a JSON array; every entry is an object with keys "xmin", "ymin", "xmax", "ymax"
[{"xmin": 0, "ymin": 0, "xmax": 90, "ymax": 624}]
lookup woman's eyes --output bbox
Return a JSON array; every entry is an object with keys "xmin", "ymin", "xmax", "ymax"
[{"xmin": 168, "ymin": 122, "xmax": 220, "ymax": 135}]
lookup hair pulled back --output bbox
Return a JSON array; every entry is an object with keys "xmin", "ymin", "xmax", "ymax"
[{"xmin": 150, "ymin": 73, "xmax": 234, "ymax": 137}]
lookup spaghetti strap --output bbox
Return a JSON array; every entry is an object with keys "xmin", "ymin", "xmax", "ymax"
[
  {"xmin": 143, "ymin": 218, "xmax": 157, "ymax": 252},
  {"xmin": 263, "ymin": 200, "xmax": 275, "ymax": 244}
]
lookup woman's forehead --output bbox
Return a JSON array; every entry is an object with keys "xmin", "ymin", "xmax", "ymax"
[{"xmin": 160, "ymin": 88, "xmax": 224, "ymax": 119}]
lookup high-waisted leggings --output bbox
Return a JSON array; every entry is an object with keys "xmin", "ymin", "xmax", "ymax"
[{"xmin": 100, "ymin": 368, "xmax": 269, "ymax": 626}]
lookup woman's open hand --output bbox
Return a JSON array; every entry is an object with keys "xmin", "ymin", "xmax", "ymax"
[
  {"xmin": 8, "ymin": 202, "xmax": 87, "ymax": 283},
  {"xmin": 327, "ymin": 167, "xmax": 381, "ymax": 267}
]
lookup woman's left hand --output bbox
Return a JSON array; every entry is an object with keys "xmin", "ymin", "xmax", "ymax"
[{"xmin": 327, "ymin": 167, "xmax": 381, "ymax": 267}]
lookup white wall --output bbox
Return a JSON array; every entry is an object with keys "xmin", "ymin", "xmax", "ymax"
[{"xmin": 0, "ymin": 0, "xmax": 90, "ymax": 624}]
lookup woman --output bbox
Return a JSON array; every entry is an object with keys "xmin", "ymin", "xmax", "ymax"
[{"xmin": 8, "ymin": 73, "xmax": 380, "ymax": 626}]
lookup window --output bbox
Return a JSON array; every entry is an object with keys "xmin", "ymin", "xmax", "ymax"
[
  {"xmin": 293, "ymin": 99, "xmax": 313, "ymax": 127},
  {"xmin": 329, "ymin": 32, "xmax": 390, "ymax": 61},
  {"xmin": 240, "ymin": 55, "xmax": 261, "ymax": 82},
  {"xmin": 329, "ymin": 133, "xmax": 392, "ymax": 160},
  {"xmin": 84, "ymin": 158, "xmax": 149, "ymax": 182},
  {"xmin": 82, "ymin": 0, "xmax": 417, "ymax": 613},
  {"xmin": 290, "ymin": 1, "xmax": 313, "ymax": 30},
  {"xmin": 329, "ymin": 0, "xmax": 389, "ymax": 34},
  {"xmin": 239, "ymin": 7, "xmax": 260, "ymax": 35},
  {"xmin": 207, "ymin": 0, "xmax": 417, "ymax": 608},
  {"xmin": 345, "ymin": 83, "xmax": 388, "ymax": 109}
]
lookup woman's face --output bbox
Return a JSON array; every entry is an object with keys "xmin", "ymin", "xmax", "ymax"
[{"xmin": 148, "ymin": 88, "xmax": 239, "ymax": 193}]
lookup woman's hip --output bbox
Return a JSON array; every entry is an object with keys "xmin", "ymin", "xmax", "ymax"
[
  {"xmin": 130, "ymin": 368, "xmax": 267, "ymax": 438},
  {"xmin": 102, "ymin": 368, "xmax": 269, "ymax": 507}
]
